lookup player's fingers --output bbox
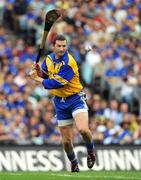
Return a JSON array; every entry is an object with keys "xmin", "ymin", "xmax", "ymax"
[
  {"xmin": 28, "ymin": 70, "xmax": 33, "ymax": 77},
  {"xmin": 31, "ymin": 63, "xmax": 35, "ymax": 70},
  {"xmin": 32, "ymin": 63, "xmax": 38, "ymax": 70},
  {"xmin": 28, "ymin": 70, "xmax": 37, "ymax": 79},
  {"xmin": 29, "ymin": 70, "xmax": 35, "ymax": 76}
]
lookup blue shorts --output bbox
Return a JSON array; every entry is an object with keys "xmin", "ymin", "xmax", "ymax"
[{"xmin": 53, "ymin": 92, "xmax": 88, "ymax": 127}]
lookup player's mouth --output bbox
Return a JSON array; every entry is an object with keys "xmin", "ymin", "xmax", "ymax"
[{"xmin": 59, "ymin": 51, "xmax": 65, "ymax": 55}]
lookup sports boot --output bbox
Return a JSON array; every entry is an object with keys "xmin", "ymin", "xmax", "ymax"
[
  {"xmin": 87, "ymin": 151, "xmax": 96, "ymax": 169},
  {"xmin": 71, "ymin": 163, "xmax": 80, "ymax": 172}
]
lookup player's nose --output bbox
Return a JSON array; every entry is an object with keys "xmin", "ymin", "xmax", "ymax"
[{"xmin": 60, "ymin": 46, "xmax": 64, "ymax": 51}]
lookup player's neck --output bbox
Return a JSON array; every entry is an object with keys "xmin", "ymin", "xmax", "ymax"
[
  {"xmin": 54, "ymin": 53, "xmax": 63, "ymax": 60},
  {"xmin": 55, "ymin": 54, "xmax": 60, "ymax": 59}
]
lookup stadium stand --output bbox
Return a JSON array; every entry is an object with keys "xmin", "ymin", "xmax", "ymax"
[{"xmin": 0, "ymin": 0, "xmax": 141, "ymax": 145}]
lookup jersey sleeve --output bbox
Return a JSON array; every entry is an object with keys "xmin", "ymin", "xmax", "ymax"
[
  {"xmin": 41, "ymin": 60, "xmax": 48, "ymax": 78},
  {"xmin": 42, "ymin": 64, "xmax": 74, "ymax": 89}
]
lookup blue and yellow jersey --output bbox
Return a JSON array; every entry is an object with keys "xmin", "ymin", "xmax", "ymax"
[{"xmin": 41, "ymin": 51, "xmax": 83, "ymax": 97}]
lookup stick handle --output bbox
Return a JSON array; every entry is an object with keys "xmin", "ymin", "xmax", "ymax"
[
  {"xmin": 40, "ymin": 31, "xmax": 48, "ymax": 49},
  {"xmin": 36, "ymin": 31, "xmax": 48, "ymax": 63},
  {"xmin": 36, "ymin": 48, "xmax": 42, "ymax": 63}
]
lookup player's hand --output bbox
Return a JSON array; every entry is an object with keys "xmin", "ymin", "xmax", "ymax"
[
  {"xmin": 28, "ymin": 70, "xmax": 38, "ymax": 80},
  {"xmin": 31, "ymin": 63, "xmax": 42, "ymax": 77},
  {"xmin": 28, "ymin": 69, "xmax": 43, "ymax": 83},
  {"xmin": 32, "ymin": 63, "xmax": 40, "ymax": 70}
]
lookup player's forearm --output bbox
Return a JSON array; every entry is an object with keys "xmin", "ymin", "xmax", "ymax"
[
  {"xmin": 29, "ymin": 70, "xmax": 63, "ymax": 88},
  {"xmin": 42, "ymin": 78, "xmax": 64, "ymax": 89}
]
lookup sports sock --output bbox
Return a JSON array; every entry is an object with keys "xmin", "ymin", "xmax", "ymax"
[
  {"xmin": 86, "ymin": 140, "xmax": 95, "ymax": 153},
  {"xmin": 67, "ymin": 151, "xmax": 78, "ymax": 164}
]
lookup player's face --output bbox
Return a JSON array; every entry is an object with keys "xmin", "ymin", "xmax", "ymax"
[{"xmin": 54, "ymin": 40, "xmax": 67, "ymax": 58}]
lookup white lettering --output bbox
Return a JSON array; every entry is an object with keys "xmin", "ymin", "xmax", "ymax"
[
  {"xmin": 26, "ymin": 151, "xmax": 38, "ymax": 171},
  {"xmin": 139, "ymin": 150, "xmax": 141, "ymax": 165},
  {"xmin": 74, "ymin": 146, "xmax": 88, "ymax": 171},
  {"xmin": 37, "ymin": 150, "xmax": 51, "ymax": 171},
  {"xmin": 11, "ymin": 151, "xmax": 27, "ymax": 171},
  {"xmin": 0, "ymin": 151, "xmax": 12, "ymax": 171},
  {"xmin": 94, "ymin": 150, "xmax": 104, "ymax": 171},
  {"xmin": 103, "ymin": 150, "xmax": 111, "ymax": 170},
  {"xmin": 125, "ymin": 150, "xmax": 140, "ymax": 170},
  {"xmin": 49, "ymin": 150, "xmax": 64, "ymax": 171},
  {"xmin": 110, "ymin": 150, "xmax": 125, "ymax": 170}
]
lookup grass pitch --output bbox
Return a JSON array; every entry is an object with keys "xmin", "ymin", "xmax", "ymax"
[{"xmin": 0, "ymin": 171, "xmax": 141, "ymax": 180}]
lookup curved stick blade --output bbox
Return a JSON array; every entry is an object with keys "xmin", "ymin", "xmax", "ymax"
[{"xmin": 44, "ymin": 9, "xmax": 61, "ymax": 31}]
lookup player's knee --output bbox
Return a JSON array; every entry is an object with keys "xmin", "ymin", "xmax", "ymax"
[{"xmin": 78, "ymin": 128, "xmax": 89, "ymax": 136}]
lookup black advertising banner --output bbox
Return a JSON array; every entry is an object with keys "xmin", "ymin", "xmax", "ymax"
[{"xmin": 0, "ymin": 145, "xmax": 141, "ymax": 171}]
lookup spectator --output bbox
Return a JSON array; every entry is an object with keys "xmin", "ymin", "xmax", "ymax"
[
  {"xmin": 103, "ymin": 120, "xmax": 121, "ymax": 145},
  {"xmin": 82, "ymin": 45, "xmax": 101, "ymax": 85},
  {"xmin": 133, "ymin": 74, "xmax": 141, "ymax": 115},
  {"xmin": 133, "ymin": 117, "xmax": 141, "ymax": 144},
  {"xmin": 104, "ymin": 99, "xmax": 121, "ymax": 125}
]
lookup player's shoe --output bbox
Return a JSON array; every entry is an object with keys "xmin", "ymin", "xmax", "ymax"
[
  {"xmin": 87, "ymin": 150, "xmax": 96, "ymax": 169},
  {"xmin": 71, "ymin": 163, "xmax": 80, "ymax": 172}
]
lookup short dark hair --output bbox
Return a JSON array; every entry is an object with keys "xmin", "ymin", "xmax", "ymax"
[{"xmin": 53, "ymin": 34, "xmax": 67, "ymax": 45}]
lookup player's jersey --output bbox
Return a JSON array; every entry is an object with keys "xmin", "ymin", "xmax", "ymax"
[{"xmin": 41, "ymin": 51, "xmax": 83, "ymax": 97}]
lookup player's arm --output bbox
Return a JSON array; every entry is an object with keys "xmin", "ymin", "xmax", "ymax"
[
  {"xmin": 42, "ymin": 64, "xmax": 74, "ymax": 89},
  {"xmin": 29, "ymin": 64, "xmax": 74, "ymax": 88}
]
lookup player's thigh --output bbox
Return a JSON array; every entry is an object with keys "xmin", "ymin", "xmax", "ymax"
[
  {"xmin": 73, "ymin": 111, "xmax": 89, "ymax": 130},
  {"xmin": 59, "ymin": 125, "xmax": 73, "ymax": 141}
]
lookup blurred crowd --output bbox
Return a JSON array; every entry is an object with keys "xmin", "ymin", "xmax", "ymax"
[{"xmin": 0, "ymin": 0, "xmax": 141, "ymax": 145}]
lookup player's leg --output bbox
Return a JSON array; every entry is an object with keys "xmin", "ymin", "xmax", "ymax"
[
  {"xmin": 59, "ymin": 125, "xmax": 79, "ymax": 172},
  {"xmin": 72, "ymin": 110, "xmax": 96, "ymax": 168},
  {"xmin": 53, "ymin": 97, "xmax": 79, "ymax": 172},
  {"xmin": 73, "ymin": 111, "xmax": 92, "ymax": 143}
]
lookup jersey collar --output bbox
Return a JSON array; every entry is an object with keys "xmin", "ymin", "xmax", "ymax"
[{"xmin": 49, "ymin": 51, "xmax": 68, "ymax": 64}]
